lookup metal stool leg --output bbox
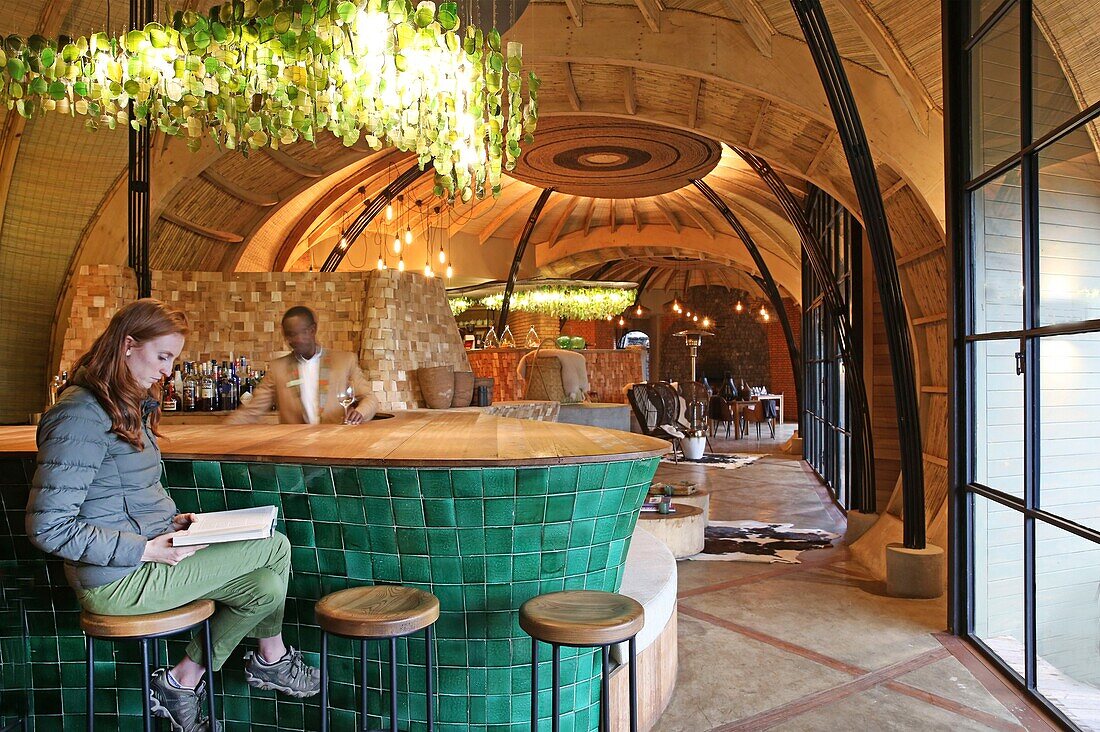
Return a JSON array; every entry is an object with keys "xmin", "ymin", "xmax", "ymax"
[
  {"xmin": 203, "ymin": 619, "xmax": 217, "ymax": 728},
  {"xmin": 139, "ymin": 638, "xmax": 153, "ymax": 732},
  {"xmin": 425, "ymin": 625, "xmax": 435, "ymax": 732},
  {"xmin": 320, "ymin": 632, "xmax": 330, "ymax": 732},
  {"xmin": 530, "ymin": 637, "xmax": 539, "ymax": 732},
  {"xmin": 86, "ymin": 636, "xmax": 95, "ymax": 732},
  {"xmin": 550, "ymin": 644, "xmax": 560, "ymax": 732},
  {"xmin": 628, "ymin": 637, "xmax": 638, "ymax": 732},
  {"xmin": 389, "ymin": 636, "xmax": 398, "ymax": 732},
  {"xmin": 367, "ymin": 634, "xmax": 376, "ymax": 730},
  {"xmin": 600, "ymin": 646, "xmax": 611, "ymax": 732}
]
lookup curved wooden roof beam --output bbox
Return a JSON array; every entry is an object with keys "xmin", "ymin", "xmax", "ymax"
[
  {"xmin": 478, "ymin": 187, "xmax": 545, "ymax": 245},
  {"xmin": 200, "ymin": 169, "xmax": 280, "ymax": 207},
  {"xmin": 671, "ymin": 191, "xmax": 717, "ymax": 239},
  {"xmin": 652, "ymin": 196, "xmax": 681, "ymax": 233},
  {"xmin": 719, "ymin": 0, "xmax": 774, "ymax": 57},
  {"xmin": 446, "ymin": 178, "xmax": 526, "ymax": 237},
  {"xmin": 262, "ymin": 147, "xmax": 325, "ymax": 178},
  {"xmin": 629, "ymin": 198, "xmax": 643, "ymax": 231},
  {"xmin": 831, "ymin": 0, "xmax": 934, "ymax": 134},
  {"xmin": 564, "ymin": 0, "xmax": 583, "ymax": 27},
  {"xmin": 161, "ymin": 211, "xmax": 244, "ymax": 243},
  {"xmin": 548, "ymin": 196, "xmax": 581, "ymax": 247},
  {"xmin": 633, "ymin": 0, "xmax": 661, "ymax": 33},
  {"xmin": 624, "ymin": 68, "xmax": 638, "ymax": 115},
  {"xmin": 609, "ymin": 199, "xmax": 618, "ymax": 233},
  {"xmin": 581, "ymin": 197, "xmax": 598, "ymax": 236}
]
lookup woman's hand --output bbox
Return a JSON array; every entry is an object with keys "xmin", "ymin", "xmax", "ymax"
[
  {"xmin": 171, "ymin": 513, "xmax": 198, "ymax": 531},
  {"xmin": 141, "ymin": 532, "xmax": 208, "ymax": 565},
  {"xmin": 344, "ymin": 409, "xmax": 365, "ymax": 425}
]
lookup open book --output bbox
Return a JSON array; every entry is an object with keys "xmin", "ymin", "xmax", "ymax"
[{"xmin": 173, "ymin": 506, "xmax": 279, "ymax": 547}]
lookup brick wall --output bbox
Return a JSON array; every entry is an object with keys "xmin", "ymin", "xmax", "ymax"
[
  {"xmin": 658, "ymin": 287, "xmax": 771, "ymax": 388},
  {"xmin": 467, "ymin": 348, "xmax": 642, "ymax": 403},
  {"xmin": 61, "ymin": 265, "xmax": 469, "ymax": 411}
]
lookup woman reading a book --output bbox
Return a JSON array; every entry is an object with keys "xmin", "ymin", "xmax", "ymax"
[{"xmin": 26, "ymin": 299, "xmax": 319, "ymax": 732}]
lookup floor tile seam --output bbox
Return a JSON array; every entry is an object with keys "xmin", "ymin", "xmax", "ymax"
[
  {"xmin": 677, "ymin": 604, "xmax": 868, "ymax": 676},
  {"xmin": 705, "ymin": 646, "xmax": 952, "ymax": 732},
  {"xmin": 932, "ymin": 633, "xmax": 1063, "ymax": 732},
  {"xmin": 882, "ymin": 679, "xmax": 1027, "ymax": 732},
  {"xmin": 676, "ymin": 567, "xmax": 793, "ymax": 598}
]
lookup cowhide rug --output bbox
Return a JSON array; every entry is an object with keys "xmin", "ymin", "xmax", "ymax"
[
  {"xmin": 660, "ymin": 453, "xmax": 762, "ymax": 470},
  {"xmin": 689, "ymin": 520, "xmax": 839, "ymax": 563}
]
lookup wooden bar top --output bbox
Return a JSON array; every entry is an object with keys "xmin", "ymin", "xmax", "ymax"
[{"xmin": 0, "ymin": 410, "xmax": 668, "ymax": 467}]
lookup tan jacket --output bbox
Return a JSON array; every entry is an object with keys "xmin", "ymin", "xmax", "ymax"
[{"xmin": 226, "ymin": 349, "xmax": 379, "ymax": 425}]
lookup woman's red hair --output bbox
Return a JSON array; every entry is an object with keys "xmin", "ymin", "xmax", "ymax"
[{"xmin": 68, "ymin": 298, "xmax": 189, "ymax": 449}]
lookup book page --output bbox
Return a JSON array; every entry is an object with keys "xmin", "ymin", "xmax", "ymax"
[{"xmin": 184, "ymin": 506, "xmax": 278, "ymax": 536}]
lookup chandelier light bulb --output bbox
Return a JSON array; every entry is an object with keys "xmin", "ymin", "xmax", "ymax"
[
  {"xmin": 618, "ymin": 316, "xmax": 625, "ymax": 326},
  {"xmin": 424, "ymin": 263, "xmax": 434, "ymax": 278},
  {"xmin": 393, "ymin": 235, "xmax": 401, "ymax": 254},
  {"xmin": 759, "ymin": 305, "xmax": 767, "ymax": 317},
  {"xmin": 635, "ymin": 306, "xmax": 643, "ymax": 316},
  {"xmin": 377, "ymin": 256, "xmax": 386, "ymax": 270},
  {"xmin": 702, "ymin": 317, "xmax": 711, "ymax": 328},
  {"xmin": 735, "ymin": 300, "xmax": 743, "ymax": 313},
  {"xmin": 763, "ymin": 312, "xmax": 771, "ymax": 322},
  {"xmin": 684, "ymin": 310, "xmax": 691, "ymax": 318},
  {"xmin": 606, "ymin": 314, "xmax": 614, "ymax": 321},
  {"xmin": 438, "ymin": 246, "xmax": 446, "ymax": 264},
  {"xmin": 338, "ymin": 233, "xmax": 348, "ymax": 250},
  {"xmin": 405, "ymin": 226, "xmax": 413, "ymax": 245},
  {"xmin": 693, "ymin": 314, "xmax": 699, "ymax": 322},
  {"xmin": 446, "ymin": 264, "xmax": 454, "ymax": 278},
  {"xmin": 398, "ymin": 256, "xmax": 405, "ymax": 272},
  {"xmin": 385, "ymin": 203, "xmax": 393, "ymax": 221}
]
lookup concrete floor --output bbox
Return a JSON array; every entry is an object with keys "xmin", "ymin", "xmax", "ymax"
[{"xmin": 649, "ymin": 424, "xmax": 1056, "ymax": 732}]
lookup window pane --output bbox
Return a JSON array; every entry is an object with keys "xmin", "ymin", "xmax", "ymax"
[
  {"xmin": 1033, "ymin": 1, "xmax": 1099, "ymax": 142},
  {"xmin": 1036, "ymin": 520, "xmax": 1100, "ymax": 727},
  {"xmin": 971, "ymin": 169, "xmax": 1023, "ymax": 334},
  {"xmin": 973, "ymin": 340, "xmax": 1024, "ymax": 498},
  {"xmin": 972, "ymin": 493, "xmax": 1026, "ymax": 678},
  {"xmin": 1038, "ymin": 124, "xmax": 1100, "ymax": 325},
  {"xmin": 971, "ymin": 4, "xmax": 1021, "ymax": 174},
  {"xmin": 971, "ymin": 0, "xmax": 1009, "ymax": 31},
  {"xmin": 1039, "ymin": 333, "xmax": 1100, "ymax": 532}
]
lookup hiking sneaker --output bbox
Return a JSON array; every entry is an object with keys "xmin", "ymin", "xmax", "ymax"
[
  {"xmin": 149, "ymin": 668, "xmax": 215, "ymax": 732},
  {"xmin": 243, "ymin": 647, "xmax": 321, "ymax": 698}
]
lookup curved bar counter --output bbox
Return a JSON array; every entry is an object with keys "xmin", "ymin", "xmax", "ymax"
[{"xmin": 0, "ymin": 412, "xmax": 667, "ymax": 731}]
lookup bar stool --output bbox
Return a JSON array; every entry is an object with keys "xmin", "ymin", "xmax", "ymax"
[
  {"xmin": 81, "ymin": 599, "xmax": 217, "ymax": 732},
  {"xmin": 520, "ymin": 590, "xmax": 644, "ymax": 732},
  {"xmin": 315, "ymin": 585, "xmax": 440, "ymax": 732}
]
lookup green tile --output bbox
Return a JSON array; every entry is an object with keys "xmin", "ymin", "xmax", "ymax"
[
  {"xmin": 588, "ymin": 543, "xmax": 610, "ymax": 571},
  {"xmin": 419, "ymin": 470, "xmax": 452, "ymax": 498},
  {"xmin": 315, "ymin": 522, "xmax": 343, "ymax": 549},
  {"xmin": 572, "ymin": 491, "xmax": 601, "ymax": 519},
  {"xmin": 629, "ymin": 458, "xmax": 658, "ymax": 485},
  {"xmin": 544, "ymin": 494, "xmax": 576, "ymax": 523},
  {"xmin": 393, "ymin": 497, "xmax": 426, "ymax": 526},
  {"xmin": 396, "ymin": 527, "xmax": 428, "ymax": 554},
  {"xmin": 569, "ymin": 520, "xmax": 596, "ymax": 547},
  {"xmin": 291, "ymin": 547, "xmax": 319, "ymax": 573},
  {"xmin": 337, "ymin": 495, "xmax": 366, "ymax": 524},
  {"xmin": 331, "ymin": 467, "xmax": 360, "ymax": 496},
  {"xmin": 309, "ymin": 495, "xmax": 341, "ymax": 522},
  {"xmin": 304, "ymin": 466, "xmax": 335, "ymax": 495},
  {"xmin": 484, "ymin": 498, "xmax": 515, "ymax": 527},
  {"xmin": 402, "ymin": 555, "xmax": 431, "ymax": 583},
  {"xmin": 542, "ymin": 523, "xmax": 570, "ymax": 551},
  {"xmin": 367, "ymin": 525, "xmax": 398, "ymax": 554},
  {"xmin": 282, "ymin": 493, "xmax": 310, "ymax": 520},
  {"xmin": 451, "ymin": 469, "xmax": 482, "ymax": 498},
  {"xmin": 541, "ymin": 551, "xmax": 566, "ymax": 574},
  {"xmin": 220, "ymin": 462, "xmax": 250, "ymax": 490},
  {"xmin": 484, "ymin": 527, "xmax": 512, "ymax": 554},
  {"xmin": 163, "ymin": 461, "xmax": 195, "ymax": 488},
  {"xmin": 424, "ymin": 499, "xmax": 457, "ymax": 527},
  {"xmin": 516, "ymin": 467, "xmax": 548, "ymax": 496},
  {"xmin": 461, "ymin": 556, "xmax": 486, "ymax": 583},
  {"xmin": 429, "ymin": 555, "xmax": 462, "ymax": 582},
  {"xmin": 247, "ymin": 463, "xmax": 278, "ymax": 491},
  {"xmin": 598, "ymin": 488, "xmax": 626, "ymax": 516},
  {"xmin": 387, "ymin": 468, "xmax": 420, "ymax": 498},
  {"xmin": 372, "ymin": 553, "xmax": 400, "ymax": 579},
  {"xmin": 317, "ymin": 548, "xmax": 346, "ymax": 574},
  {"xmin": 276, "ymin": 464, "xmax": 306, "ymax": 493},
  {"xmin": 225, "ymin": 490, "xmax": 253, "ymax": 510},
  {"xmin": 363, "ymin": 497, "xmax": 394, "ymax": 525},
  {"xmin": 592, "ymin": 517, "xmax": 616, "ymax": 544},
  {"xmin": 485, "ymin": 556, "xmax": 512, "ymax": 583},
  {"xmin": 514, "ymin": 497, "xmax": 546, "ymax": 525},
  {"xmin": 357, "ymin": 468, "xmax": 388, "ymax": 496},
  {"xmin": 197, "ymin": 489, "xmax": 227, "ymax": 512},
  {"xmin": 455, "ymin": 499, "xmax": 484, "ymax": 527},
  {"xmin": 427, "ymin": 528, "xmax": 459, "ymax": 554},
  {"xmin": 512, "ymin": 525, "xmax": 542, "ymax": 552},
  {"xmin": 577, "ymin": 463, "xmax": 606, "ymax": 491},
  {"xmin": 192, "ymin": 461, "xmax": 223, "ymax": 488},
  {"xmin": 548, "ymin": 465, "xmax": 579, "ymax": 494},
  {"xmin": 173, "ymin": 490, "xmax": 199, "ymax": 513},
  {"xmin": 341, "ymin": 523, "xmax": 370, "ymax": 551},
  {"xmin": 603, "ymin": 460, "xmax": 631, "ymax": 489},
  {"xmin": 481, "ymin": 468, "xmax": 516, "ymax": 497},
  {"xmin": 513, "ymin": 553, "xmax": 540, "ymax": 581},
  {"xmin": 284, "ymin": 519, "xmax": 315, "ymax": 547}
]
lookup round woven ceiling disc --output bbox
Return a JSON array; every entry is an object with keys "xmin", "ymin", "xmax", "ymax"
[{"xmin": 509, "ymin": 117, "xmax": 722, "ymax": 198}]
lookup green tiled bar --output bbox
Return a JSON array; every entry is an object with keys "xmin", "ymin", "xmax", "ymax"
[{"xmin": 0, "ymin": 416, "xmax": 664, "ymax": 731}]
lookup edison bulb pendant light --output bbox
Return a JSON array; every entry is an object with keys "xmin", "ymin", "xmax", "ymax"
[
  {"xmin": 377, "ymin": 256, "xmax": 386, "ymax": 270},
  {"xmin": 393, "ymin": 235, "xmax": 401, "ymax": 254},
  {"xmin": 404, "ymin": 226, "xmax": 413, "ymax": 245},
  {"xmin": 398, "ymin": 256, "xmax": 405, "ymax": 272},
  {"xmin": 385, "ymin": 203, "xmax": 393, "ymax": 221},
  {"xmin": 446, "ymin": 264, "xmax": 454, "ymax": 278},
  {"xmin": 438, "ymin": 245, "xmax": 446, "ymax": 264}
]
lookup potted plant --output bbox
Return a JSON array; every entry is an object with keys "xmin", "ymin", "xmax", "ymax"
[{"xmin": 681, "ymin": 426, "xmax": 708, "ymax": 460}]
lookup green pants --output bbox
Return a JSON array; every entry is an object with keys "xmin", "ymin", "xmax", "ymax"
[{"xmin": 77, "ymin": 533, "xmax": 291, "ymax": 671}]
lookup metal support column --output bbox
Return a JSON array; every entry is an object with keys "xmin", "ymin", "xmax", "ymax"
[
  {"xmin": 789, "ymin": 0, "xmax": 925, "ymax": 547},
  {"xmin": 128, "ymin": 0, "xmax": 154, "ymax": 298},
  {"xmin": 736, "ymin": 151, "xmax": 877, "ymax": 515},
  {"xmin": 496, "ymin": 189, "xmax": 554, "ymax": 332}
]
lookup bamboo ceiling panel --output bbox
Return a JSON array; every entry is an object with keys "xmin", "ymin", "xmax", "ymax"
[
  {"xmin": 700, "ymin": 86, "xmax": 769, "ymax": 140},
  {"xmin": 871, "ymin": 0, "xmax": 943, "ymax": 108},
  {"xmin": 757, "ymin": 0, "xmax": 884, "ymax": 72}
]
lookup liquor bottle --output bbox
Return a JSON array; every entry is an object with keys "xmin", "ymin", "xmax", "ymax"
[
  {"xmin": 48, "ymin": 373, "xmax": 63, "ymax": 406},
  {"xmin": 181, "ymin": 363, "xmax": 196, "ymax": 411},
  {"xmin": 200, "ymin": 362, "xmax": 217, "ymax": 411},
  {"xmin": 162, "ymin": 377, "xmax": 179, "ymax": 411},
  {"xmin": 228, "ymin": 361, "xmax": 241, "ymax": 410},
  {"xmin": 217, "ymin": 361, "xmax": 235, "ymax": 411},
  {"xmin": 172, "ymin": 366, "xmax": 184, "ymax": 402}
]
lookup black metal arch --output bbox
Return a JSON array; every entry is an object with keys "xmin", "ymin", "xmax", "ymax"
[
  {"xmin": 128, "ymin": 0, "xmax": 153, "ymax": 298},
  {"xmin": 735, "ymin": 150, "xmax": 876, "ymax": 515},
  {"xmin": 496, "ymin": 189, "xmax": 555, "ymax": 332},
  {"xmin": 320, "ymin": 163, "xmax": 430, "ymax": 272},
  {"xmin": 790, "ymin": 0, "xmax": 925, "ymax": 548},
  {"xmin": 692, "ymin": 179, "xmax": 803, "ymax": 419}
]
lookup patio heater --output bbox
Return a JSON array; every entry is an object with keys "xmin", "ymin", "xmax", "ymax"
[{"xmin": 673, "ymin": 329, "xmax": 714, "ymax": 383}]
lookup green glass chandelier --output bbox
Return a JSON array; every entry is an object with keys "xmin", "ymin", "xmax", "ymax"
[
  {"xmin": 0, "ymin": 0, "xmax": 539, "ymax": 200},
  {"xmin": 480, "ymin": 286, "xmax": 635, "ymax": 321}
]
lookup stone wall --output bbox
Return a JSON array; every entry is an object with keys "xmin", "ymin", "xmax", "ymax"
[
  {"xmin": 765, "ymin": 298, "xmax": 802, "ymax": 422},
  {"xmin": 60, "ymin": 265, "xmax": 469, "ymax": 411}
]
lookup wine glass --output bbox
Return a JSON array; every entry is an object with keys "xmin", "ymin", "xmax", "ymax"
[{"xmin": 338, "ymin": 386, "xmax": 356, "ymax": 423}]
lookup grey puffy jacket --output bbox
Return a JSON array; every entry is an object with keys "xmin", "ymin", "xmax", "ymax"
[{"xmin": 27, "ymin": 384, "xmax": 177, "ymax": 589}]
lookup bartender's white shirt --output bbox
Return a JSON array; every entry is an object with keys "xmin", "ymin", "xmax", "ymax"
[{"xmin": 297, "ymin": 348, "xmax": 323, "ymax": 424}]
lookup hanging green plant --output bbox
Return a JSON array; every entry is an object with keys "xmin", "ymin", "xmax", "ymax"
[
  {"xmin": 448, "ymin": 296, "xmax": 473, "ymax": 316},
  {"xmin": 0, "ymin": 0, "xmax": 538, "ymax": 202},
  {"xmin": 480, "ymin": 286, "xmax": 635, "ymax": 322}
]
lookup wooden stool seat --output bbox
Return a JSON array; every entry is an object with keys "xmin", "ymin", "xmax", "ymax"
[
  {"xmin": 315, "ymin": 585, "xmax": 440, "ymax": 638},
  {"xmin": 80, "ymin": 599, "xmax": 215, "ymax": 639},
  {"xmin": 520, "ymin": 590, "xmax": 644, "ymax": 647}
]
